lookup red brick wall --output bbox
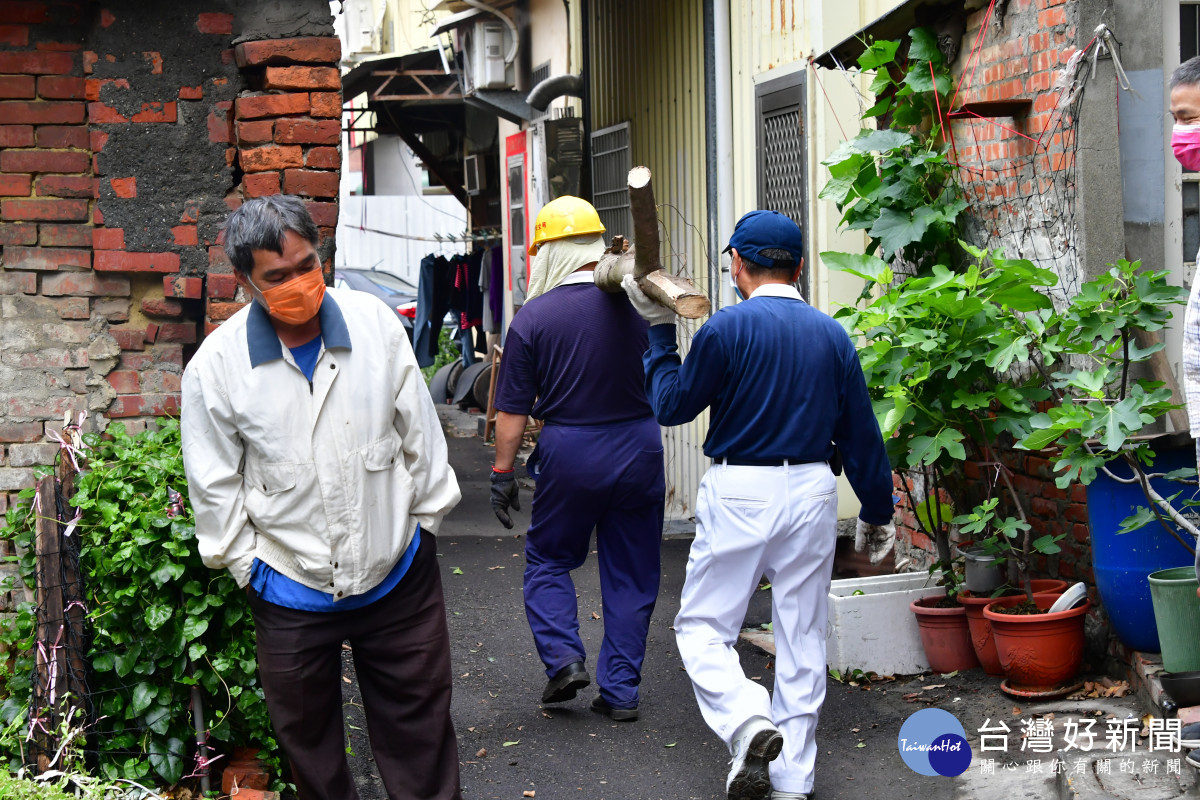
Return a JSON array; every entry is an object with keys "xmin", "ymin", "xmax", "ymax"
[
  {"xmin": 893, "ymin": 453, "xmax": 1094, "ymax": 588},
  {"xmin": 0, "ymin": 0, "xmax": 340, "ymax": 512},
  {"xmin": 211, "ymin": 35, "xmax": 343, "ymax": 335}
]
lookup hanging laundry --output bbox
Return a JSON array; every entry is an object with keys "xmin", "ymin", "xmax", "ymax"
[{"xmin": 413, "ymin": 254, "xmax": 454, "ymax": 368}]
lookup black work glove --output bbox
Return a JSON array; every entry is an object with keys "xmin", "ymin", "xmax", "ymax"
[{"xmin": 490, "ymin": 468, "xmax": 520, "ymax": 529}]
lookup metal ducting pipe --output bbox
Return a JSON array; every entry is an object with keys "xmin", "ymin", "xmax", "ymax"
[{"xmin": 527, "ymin": 73, "xmax": 584, "ymax": 111}]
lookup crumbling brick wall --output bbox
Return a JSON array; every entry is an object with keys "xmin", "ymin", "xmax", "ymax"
[{"xmin": 0, "ymin": 0, "xmax": 340, "ymax": 513}]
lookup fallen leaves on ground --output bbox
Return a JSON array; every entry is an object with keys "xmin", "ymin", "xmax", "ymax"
[
  {"xmin": 902, "ymin": 683, "xmax": 946, "ymax": 703},
  {"xmin": 1068, "ymin": 678, "xmax": 1130, "ymax": 699},
  {"xmin": 476, "ymin": 748, "xmax": 487, "ymax": 758}
]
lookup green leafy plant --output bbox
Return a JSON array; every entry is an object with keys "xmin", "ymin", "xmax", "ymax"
[
  {"xmin": 1, "ymin": 420, "xmax": 279, "ymax": 788},
  {"xmin": 0, "ymin": 704, "xmax": 168, "ymax": 799},
  {"xmin": 829, "ymin": 246, "xmax": 1191, "ymax": 602},
  {"xmin": 818, "ymin": 28, "xmax": 971, "ymax": 595},
  {"xmin": 421, "ymin": 327, "xmax": 462, "ymax": 384},
  {"xmin": 818, "ymin": 29, "xmax": 966, "ymax": 268},
  {"xmin": 820, "ymin": 28, "xmax": 1195, "ymax": 603},
  {"xmin": 829, "ymin": 244, "xmax": 1062, "ymax": 598}
]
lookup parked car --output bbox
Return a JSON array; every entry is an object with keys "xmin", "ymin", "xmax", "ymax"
[{"xmin": 334, "ymin": 267, "xmax": 419, "ymax": 340}]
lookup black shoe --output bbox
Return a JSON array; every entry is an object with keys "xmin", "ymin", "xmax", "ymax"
[
  {"xmin": 542, "ymin": 661, "xmax": 590, "ymax": 704},
  {"xmin": 590, "ymin": 695, "xmax": 639, "ymax": 722}
]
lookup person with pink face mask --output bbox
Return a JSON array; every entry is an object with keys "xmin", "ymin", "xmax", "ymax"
[
  {"xmin": 1172, "ymin": 60, "xmax": 1200, "ymax": 522},
  {"xmin": 1172, "ymin": 62, "xmax": 1200, "ymax": 765},
  {"xmin": 181, "ymin": 196, "xmax": 464, "ymax": 800}
]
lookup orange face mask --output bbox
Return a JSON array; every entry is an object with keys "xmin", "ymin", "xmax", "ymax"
[{"xmin": 251, "ymin": 268, "xmax": 326, "ymax": 326}]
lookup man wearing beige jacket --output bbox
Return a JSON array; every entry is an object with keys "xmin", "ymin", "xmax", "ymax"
[{"xmin": 181, "ymin": 195, "xmax": 462, "ymax": 800}]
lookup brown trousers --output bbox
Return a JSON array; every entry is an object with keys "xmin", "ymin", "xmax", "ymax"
[{"xmin": 247, "ymin": 532, "xmax": 462, "ymax": 800}]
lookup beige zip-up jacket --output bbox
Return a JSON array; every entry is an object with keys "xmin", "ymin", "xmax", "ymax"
[{"xmin": 180, "ymin": 287, "xmax": 461, "ymax": 598}]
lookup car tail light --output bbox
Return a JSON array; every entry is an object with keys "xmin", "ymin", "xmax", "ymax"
[{"xmin": 396, "ymin": 302, "xmax": 417, "ymax": 319}]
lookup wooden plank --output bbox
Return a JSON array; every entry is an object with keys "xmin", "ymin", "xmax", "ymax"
[
  {"xmin": 483, "ymin": 345, "xmax": 503, "ymax": 444},
  {"xmin": 33, "ymin": 474, "xmax": 62, "ymax": 772}
]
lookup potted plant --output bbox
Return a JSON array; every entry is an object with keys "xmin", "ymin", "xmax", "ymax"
[
  {"xmin": 951, "ymin": 500, "xmax": 1068, "ymax": 675},
  {"xmin": 982, "ymin": 593, "xmax": 1093, "ymax": 693},
  {"xmin": 1015, "ymin": 261, "xmax": 1197, "ymax": 655}
]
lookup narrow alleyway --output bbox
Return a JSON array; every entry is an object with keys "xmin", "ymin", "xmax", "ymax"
[{"xmin": 332, "ymin": 419, "xmax": 1173, "ymax": 800}]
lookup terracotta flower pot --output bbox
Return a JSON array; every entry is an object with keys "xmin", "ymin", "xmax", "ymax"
[
  {"xmin": 983, "ymin": 593, "xmax": 1091, "ymax": 690},
  {"xmin": 909, "ymin": 595, "xmax": 980, "ymax": 674},
  {"xmin": 959, "ymin": 580, "xmax": 1069, "ymax": 676}
]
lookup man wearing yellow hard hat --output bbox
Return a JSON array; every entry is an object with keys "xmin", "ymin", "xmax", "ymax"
[{"xmin": 489, "ymin": 195, "xmax": 666, "ymax": 721}]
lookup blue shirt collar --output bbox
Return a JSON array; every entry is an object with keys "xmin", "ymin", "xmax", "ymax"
[{"xmin": 246, "ymin": 291, "xmax": 352, "ymax": 367}]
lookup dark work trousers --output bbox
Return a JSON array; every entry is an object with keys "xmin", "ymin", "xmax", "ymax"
[
  {"xmin": 524, "ymin": 416, "xmax": 665, "ymax": 710},
  {"xmin": 247, "ymin": 532, "xmax": 462, "ymax": 800},
  {"xmin": 413, "ymin": 255, "xmax": 453, "ymax": 368}
]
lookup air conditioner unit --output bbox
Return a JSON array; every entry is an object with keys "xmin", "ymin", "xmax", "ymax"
[
  {"xmin": 462, "ymin": 18, "xmax": 514, "ymax": 93},
  {"xmin": 464, "ymin": 154, "xmax": 485, "ymax": 196},
  {"xmin": 529, "ymin": 118, "xmax": 584, "ymax": 205},
  {"xmin": 344, "ymin": 0, "xmax": 380, "ymax": 55}
]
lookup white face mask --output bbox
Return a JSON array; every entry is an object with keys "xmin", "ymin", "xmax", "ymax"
[{"xmin": 729, "ymin": 258, "xmax": 744, "ymax": 301}]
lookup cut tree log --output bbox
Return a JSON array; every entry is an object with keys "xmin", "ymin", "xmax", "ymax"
[{"xmin": 593, "ymin": 167, "xmax": 711, "ymax": 319}]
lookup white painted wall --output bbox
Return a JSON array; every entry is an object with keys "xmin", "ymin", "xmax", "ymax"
[
  {"xmin": 335, "ymin": 195, "xmax": 470, "ymax": 286},
  {"xmin": 368, "ymin": 134, "xmax": 428, "ymax": 196}
]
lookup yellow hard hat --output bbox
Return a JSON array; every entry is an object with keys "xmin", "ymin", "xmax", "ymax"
[{"xmin": 528, "ymin": 195, "xmax": 605, "ymax": 256}]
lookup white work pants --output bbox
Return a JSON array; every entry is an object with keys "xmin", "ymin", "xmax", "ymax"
[{"xmin": 675, "ymin": 461, "xmax": 837, "ymax": 795}]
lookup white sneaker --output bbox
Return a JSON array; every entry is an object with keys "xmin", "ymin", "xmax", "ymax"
[
  {"xmin": 726, "ymin": 716, "xmax": 784, "ymax": 800},
  {"xmin": 770, "ymin": 792, "xmax": 809, "ymax": 800}
]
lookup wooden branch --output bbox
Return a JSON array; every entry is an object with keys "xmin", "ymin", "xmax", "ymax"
[
  {"xmin": 641, "ymin": 268, "xmax": 713, "ymax": 318},
  {"xmin": 592, "ymin": 168, "xmax": 711, "ymax": 319},
  {"xmin": 627, "ymin": 166, "xmax": 660, "ymax": 279},
  {"xmin": 55, "ymin": 463, "xmax": 88, "ymax": 718}
]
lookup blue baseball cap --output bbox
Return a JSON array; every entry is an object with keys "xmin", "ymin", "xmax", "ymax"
[{"xmin": 722, "ymin": 210, "xmax": 804, "ymax": 268}]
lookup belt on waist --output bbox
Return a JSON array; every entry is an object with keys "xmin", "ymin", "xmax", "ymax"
[{"xmin": 718, "ymin": 456, "xmax": 821, "ymax": 467}]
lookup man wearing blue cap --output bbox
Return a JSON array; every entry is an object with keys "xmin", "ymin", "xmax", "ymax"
[{"xmin": 622, "ymin": 210, "xmax": 895, "ymax": 800}]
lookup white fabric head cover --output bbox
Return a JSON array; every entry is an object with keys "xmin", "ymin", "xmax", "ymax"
[{"xmin": 526, "ymin": 233, "xmax": 605, "ymax": 301}]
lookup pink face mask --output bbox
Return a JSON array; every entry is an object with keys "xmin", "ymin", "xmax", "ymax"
[{"xmin": 1172, "ymin": 123, "xmax": 1200, "ymax": 172}]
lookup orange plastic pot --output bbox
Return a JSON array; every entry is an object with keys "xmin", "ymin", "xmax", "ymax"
[
  {"xmin": 910, "ymin": 595, "xmax": 980, "ymax": 674},
  {"xmin": 959, "ymin": 580, "xmax": 1069, "ymax": 676},
  {"xmin": 983, "ymin": 594, "xmax": 1090, "ymax": 690}
]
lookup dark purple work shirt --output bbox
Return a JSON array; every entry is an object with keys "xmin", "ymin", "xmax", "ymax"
[{"xmin": 494, "ymin": 281, "xmax": 654, "ymax": 425}]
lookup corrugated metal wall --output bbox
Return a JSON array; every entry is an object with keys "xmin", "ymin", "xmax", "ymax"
[
  {"xmin": 729, "ymin": 0, "xmax": 806, "ymax": 225},
  {"xmin": 588, "ymin": 0, "xmax": 711, "ymax": 523}
]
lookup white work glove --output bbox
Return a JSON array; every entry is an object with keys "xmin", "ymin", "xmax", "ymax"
[
  {"xmin": 855, "ymin": 519, "xmax": 897, "ymax": 565},
  {"xmin": 621, "ymin": 273, "xmax": 674, "ymax": 327}
]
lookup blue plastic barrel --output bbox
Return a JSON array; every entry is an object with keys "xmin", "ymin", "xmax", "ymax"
[{"xmin": 1086, "ymin": 447, "xmax": 1198, "ymax": 653}]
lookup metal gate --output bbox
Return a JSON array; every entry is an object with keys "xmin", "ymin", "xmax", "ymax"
[
  {"xmin": 756, "ymin": 72, "xmax": 808, "ymax": 298},
  {"xmin": 590, "ymin": 121, "xmax": 634, "ymax": 240}
]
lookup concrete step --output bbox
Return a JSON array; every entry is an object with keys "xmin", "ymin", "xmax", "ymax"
[{"xmin": 1057, "ymin": 753, "xmax": 1199, "ymax": 799}]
